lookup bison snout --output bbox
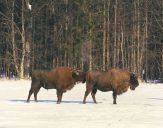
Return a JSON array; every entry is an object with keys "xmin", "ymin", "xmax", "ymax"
[{"xmin": 130, "ymin": 86, "xmax": 135, "ymax": 90}]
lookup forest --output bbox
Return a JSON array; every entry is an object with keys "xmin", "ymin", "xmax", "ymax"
[{"xmin": 0, "ymin": 0, "xmax": 163, "ymax": 80}]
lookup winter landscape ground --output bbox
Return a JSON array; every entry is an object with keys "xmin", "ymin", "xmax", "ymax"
[{"xmin": 0, "ymin": 80, "xmax": 163, "ymax": 128}]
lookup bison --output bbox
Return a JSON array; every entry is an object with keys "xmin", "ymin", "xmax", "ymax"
[
  {"xmin": 83, "ymin": 68, "xmax": 139, "ymax": 104},
  {"xmin": 27, "ymin": 67, "xmax": 86, "ymax": 104}
]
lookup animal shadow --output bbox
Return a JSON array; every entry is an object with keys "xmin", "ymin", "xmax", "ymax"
[
  {"xmin": 9, "ymin": 99, "xmax": 95, "ymax": 104},
  {"xmin": 148, "ymin": 98, "xmax": 163, "ymax": 101}
]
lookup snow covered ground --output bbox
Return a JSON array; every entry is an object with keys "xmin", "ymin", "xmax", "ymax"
[{"xmin": 0, "ymin": 80, "xmax": 163, "ymax": 128}]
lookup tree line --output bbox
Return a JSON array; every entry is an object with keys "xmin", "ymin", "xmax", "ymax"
[{"xmin": 0, "ymin": 0, "xmax": 163, "ymax": 80}]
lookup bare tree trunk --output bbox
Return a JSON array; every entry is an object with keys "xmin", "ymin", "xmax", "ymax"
[
  {"xmin": 19, "ymin": 0, "xmax": 26, "ymax": 78},
  {"xmin": 137, "ymin": 0, "xmax": 140, "ymax": 74},
  {"xmin": 113, "ymin": 0, "xmax": 117, "ymax": 67},
  {"xmin": 145, "ymin": 0, "xmax": 148, "ymax": 81},
  {"xmin": 117, "ymin": 30, "xmax": 120, "ymax": 68},
  {"xmin": 121, "ymin": 24, "xmax": 124, "ymax": 68},
  {"xmin": 11, "ymin": 0, "xmax": 19, "ymax": 75},
  {"xmin": 89, "ymin": 12, "xmax": 93, "ymax": 70},
  {"xmin": 64, "ymin": 0, "xmax": 68, "ymax": 67},
  {"xmin": 102, "ymin": 2, "xmax": 106, "ymax": 71},
  {"xmin": 132, "ymin": 1, "xmax": 136, "ymax": 72},
  {"xmin": 106, "ymin": 0, "xmax": 110, "ymax": 69}
]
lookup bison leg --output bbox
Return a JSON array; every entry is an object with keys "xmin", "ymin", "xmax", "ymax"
[
  {"xmin": 56, "ymin": 90, "xmax": 63, "ymax": 104},
  {"xmin": 27, "ymin": 87, "xmax": 35, "ymax": 102},
  {"xmin": 91, "ymin": 88, "xmax": 97, "ymax": 103},
  {"xmin": 27, "ymin": 81, "xmax": 40, "ymax": 103},
  {"xmin": 83, "ymin": 84, "xmax": 93, "ymax": 104},
  {"xmin": 112, "ymin": 91, "xmax": 117, "ymax": 104},
  {"xmin": 34, "ymin": 86, "xmax": 41, "ymax": 102}
]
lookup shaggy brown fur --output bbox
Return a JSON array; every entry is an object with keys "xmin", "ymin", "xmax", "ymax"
[
  {"xmin": 83, "ymin": 68, "xmax": 139, "ymax": 104},
  {"xmin": 27, "ymin": 67, "xmax": 86, "ymax": 104}
]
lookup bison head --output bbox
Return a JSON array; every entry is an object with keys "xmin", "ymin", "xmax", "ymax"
[
  {"xmin": 72, "ymin": 70, "xmax": 86, "ymax": 83},
  {"xmin": 129, "ymin": 73, "xmax": 139, "ymax": 90}
]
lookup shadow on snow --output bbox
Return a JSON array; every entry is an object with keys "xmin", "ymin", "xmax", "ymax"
[
  {"xmin": 9, "ymin": 99, "xmax": 96, "ymax": 104},
  {"xmin": 148, "ymin": 98, "xmax": 163, "ymax": 101}
]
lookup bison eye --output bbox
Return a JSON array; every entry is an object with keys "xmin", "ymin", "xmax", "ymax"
[{"xmin": 72, "ymin": 71, "xmax": 79, "ymax": 79}]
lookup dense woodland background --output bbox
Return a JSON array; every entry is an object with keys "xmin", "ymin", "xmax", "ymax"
[{"xmin": 0, "ymin": 0, "xmax": 163, "ymax": 80}]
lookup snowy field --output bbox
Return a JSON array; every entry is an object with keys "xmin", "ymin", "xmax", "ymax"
[{"xmin": 0, "ymin": 80, "xmax": 163, "ymax": 128}]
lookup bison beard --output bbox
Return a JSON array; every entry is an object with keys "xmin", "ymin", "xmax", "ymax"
[
  {"xmin": 83, "ymin": 68, "xmax": 139, "ymax": 104},
  {"xmin": 27, "ymin": 67, "xmax": 86, "ymax": 104}
]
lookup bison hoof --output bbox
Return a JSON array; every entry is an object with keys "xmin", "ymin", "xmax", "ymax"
[
  {"xmin": 113, "ymin": 102, "xmax": 117, "ymax": 104},
  {"xmin": 94, "ymin": 101, "xmax": 98, "ymax": 104}
]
